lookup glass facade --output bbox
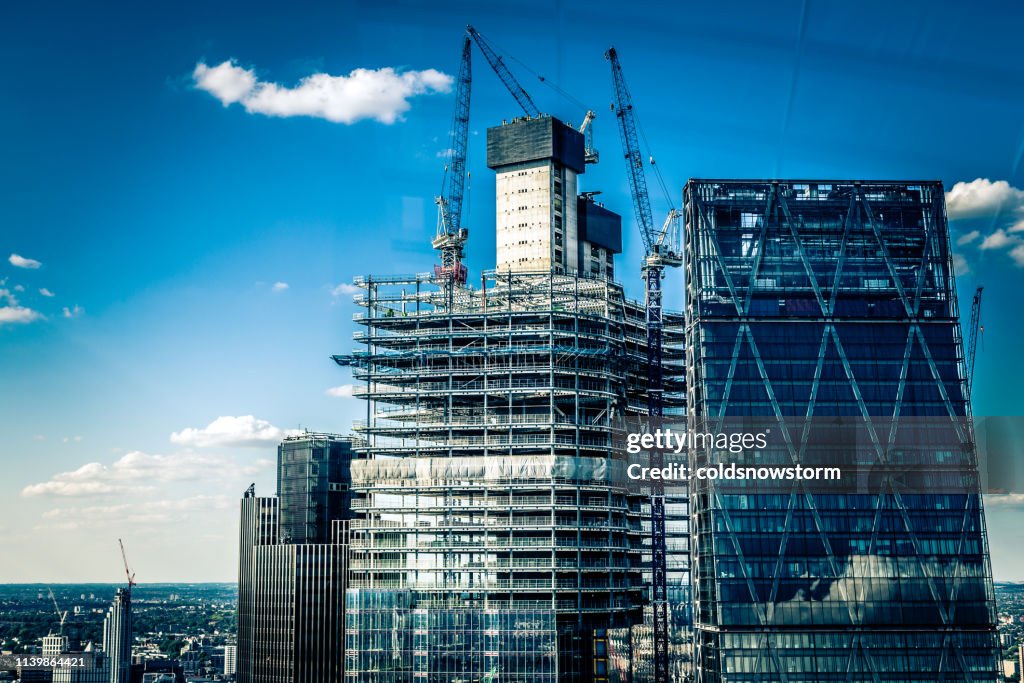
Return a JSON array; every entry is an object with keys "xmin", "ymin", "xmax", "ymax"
[
  {"xmin": 237, "ymin": 435, "xmax": 354, "ymax": 683},
  {"xmin": 277, "ymin": 434, "xmax": 355, "ymax": 544},
  {"xmin": 101, "ymin": 589, "xmax": 131, "ymax": 683},
  {"xmin": 683, "ymin": 180, "xmax": 999, "ymax": 681}
]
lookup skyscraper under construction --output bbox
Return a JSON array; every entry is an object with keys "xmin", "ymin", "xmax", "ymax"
[{"xmin": 339, "ymin": 116, "xmax": 685, "ymax": 682}]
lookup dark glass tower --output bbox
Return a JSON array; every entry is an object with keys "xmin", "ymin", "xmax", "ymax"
[
  {"xmin": 277, "ymin": 434, "xmax": 355, "ymax": 544},
  {"xmin": 238, "ymin": 433, "xmax": 355, "ymax": 683},
  {"xmin": 683, "ymin": 180, "xmax": 999, "ymax": 681}
]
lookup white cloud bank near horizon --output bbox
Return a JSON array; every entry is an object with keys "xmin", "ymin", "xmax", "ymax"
[
  {"xmin": 193, "ymin": 59, "xmax": 452, "ymax": 124},
  {"xmin": 21, "ymin": 449, "xmax": 272, "ymax": 498},
  {"xmin": 170, "ymin": 414, "xmax": 300, "ymax": 448}
]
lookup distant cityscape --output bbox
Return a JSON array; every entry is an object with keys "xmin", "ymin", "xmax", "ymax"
[
  {"xmin": 0, "ymin": 584, "xmax": 236, "ymax": 683},
  {"xmin": 4, "ymin": 584, "xmax": 1024, "ymax": 680}
]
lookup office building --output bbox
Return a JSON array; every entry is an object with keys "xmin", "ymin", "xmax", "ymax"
[
  {"xmin": 237, "ymin": 434, "xmax": 355, "ymax": 683},
  {"xmin": 43, "ymin": 635, "xmax": 69, "ymax": 658},
  {"xmin": 52, "ymin": 645, "xmax": 108, "ymax": 683},
  {"xmin": 682, "ymin": 179, "xmax": 999, "ymax": 681},
  {"xmin": 278, "ymin": 434, "xmax": 356, "ymax": 544},
  {"xmin": 223, "ymin": 645, "xmax": 237, "ymax": 677},
  {"xmin": 102, "ymin": 589, "xmax": 132, "ymax": 683}
]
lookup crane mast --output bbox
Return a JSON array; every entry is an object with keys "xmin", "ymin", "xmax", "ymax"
[
  {"xmin": 432, "ymin": 36, "xmax": 472, "ymax": 285},
  {"xmin": 579, "ymin": 109, "xmax": 599, "ymax": 164},
  {"xmin": 606, "ymin": 46, "xmax": 680, "ymax": 683},
  {"xmin": 48, "ymin": 587, "xmax": 68, "ymax": 635},
  {"xmin": 967, "ymin": 286, "xmax": 984, "ymax": 394}
]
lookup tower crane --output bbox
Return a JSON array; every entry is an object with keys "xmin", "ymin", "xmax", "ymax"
[
  {"xmin": 432, "ymin": 36, "xmax": 472, "ymax": 286},
  {"xmin": 606, "ymin": 46, "xmax": 681, "ymax": 683},
  {"xmin": 967, "ymin": 286, "xmax": 984, "ymax": 393},
  {"xmin": 467, "ymin": 25, "xmax": 599, "ymax": 165},
  {"xmin": 466, "ymin": 26, "xmax": 540, "ymax": 118},
  {"xmin": 48, "ymin": 587, "xmax": 68, "ymax": 635},
  {"xmin": 118, "ymin": 538, "xmax": 136, "ymax": 598},
  {"xmin": 579, "ymin": 109, "xmax": 599, "ymax": 165}
]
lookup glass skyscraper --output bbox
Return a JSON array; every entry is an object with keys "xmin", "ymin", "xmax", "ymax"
[
  {"xmin": 238, "ymin": 433, "xmax": 355, "ymax": 683},
  {"xmin": 102, "ymin": 588, "xmax": 131, "ymax": 683},
  {"xmin": 682, "ymin": 180, "xmax": 999, "ymax": 681}
]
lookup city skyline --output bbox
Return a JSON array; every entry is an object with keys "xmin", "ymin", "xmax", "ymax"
[{"xmin": 3, "ymin": 0, "xmax": 1024, "ymax": 584}]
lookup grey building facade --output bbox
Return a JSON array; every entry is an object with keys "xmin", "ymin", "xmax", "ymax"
[{"xmin": 682, "ymin": 179, "xmax": 999, "ymax": 681}]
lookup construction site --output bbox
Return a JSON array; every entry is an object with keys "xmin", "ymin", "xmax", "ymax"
[
  {"xmin": 323, "ymin": 25, "xmax": 998, "ymax": 683},
  {"xmin": 331, "ymin": 27, "xmax": 691, "ymax": 683}
]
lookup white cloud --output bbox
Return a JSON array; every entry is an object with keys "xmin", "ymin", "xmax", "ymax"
[
  {"xmin": 62, "ymin": 305, "xmax": 84, "ymax": 318},
  {"xmin": 38, "ymin": 495, "xmax": 233, "ymax": 530},
  {"xmin": 0, "ymin": 288, "xmax": 16, "ymax": 305},
  {"xmin": 170, "ymin": 415, "xmax": 299, "ymax": 448},
  {"xmin": 1011, "ymin": 244, "xmax": 1024, "ymax": 267},
  {"xmin": 9, "ymin": 253, "xmax": 42, "ymax": 269},
  {"xmin": 946, "ymin": 178, "xmax": 1024, "ymax": 220},
  {"xmin": 956, "ymin": 230, "xmax": 981, "ymax": 246},
  {"xmin": 979, "ymin": 229, "xmax": 1020, "ymax": 250},
  {"xmin": 331, "ymin": 282, "xmax": 360, "ymax": 297},
  {"xmin": 952, "ymin": 253, "xmax": 970, "ymax": 275},
  {"xmin": 21, "ymin": 450, "xmax": 272, "ymax": 498},
  {"xmin": 193, "ymin": 59, "xmax": 452, "ymax": 125},
  {"xmin": 984, "ymin": 493, "xmax": 1024, "ymax": 509},
  {"xmin": 271, "ymin": 281, "xmax": 289, "ymax": 292},
  {"xmin": 39, "ymin": 288, "xmax": 55, "ymax": 297},
  {"xmin": 13, "ymin": 284, "xmax": 24, "ymax": 292},
  {"xmin": 1011, "ymin": 219, "xmax": 1024, "ymax": 234},
  {"xmin": 436, "ymin": 148, "xmax": 455, "ymax": 159},
  {"xmin": 326, "ymin": 384, "xmax": 357, "ymax": 398},
  {"xmin": 0, "ymin": 306, "xmax": 42, "ymax": 325}
]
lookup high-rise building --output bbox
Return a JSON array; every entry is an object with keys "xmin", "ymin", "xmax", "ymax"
[
  {"xmin": 224, "ymin": 645, "xmax": 237, "ymax": 677},
  {"xmin": 682, "ymin": 179, "xmax": 999, "ymax": 681},
  {"xmin": 237, "ymin": 434, "xmax": 355, "ymax": 683},
  {"xmin": 102, "ymin": 589, "xmax": 131, "ymax": 683},
  {"xmin": 43, "ymin": 635, "xmax": 68, "ymax": 658},
  {"xmin": 340, "ymin": 115, "xmax": 685, "ymax": 682},
  {"xmin": 277, "ymin": 434, "xmax": 356, "ymax": 544}
]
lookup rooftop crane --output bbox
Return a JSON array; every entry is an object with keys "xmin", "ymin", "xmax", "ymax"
[
  {"xmin": 466, "ymin": 25, "xmax": 540, "ymax": 118},
  {"xmin": 118, "ymin": 538, "xmax": 136, "ymax": 597},
  {"xmin": 467, "ymin": 26, "xmax": 600, "ymax": 166},
  {"xmin": 606, "ymin": 46, "xmax": 681, "ymax": 683},
  {"xmin": 967, "ymin": 286, "xmax": 984, "ymax": 394},
  {"xmin": 579, "ymin": 109, "xmax": 599, "ymax": 165},
  {"xmin": 47, "ymin": 587, "xmax": 68, "ymax": 635},
  {"xmin": 432, "ymin": 36, "xmax": 473, "ymax": 286}
]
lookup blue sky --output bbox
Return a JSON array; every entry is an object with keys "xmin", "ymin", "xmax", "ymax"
[{"xmin": 2, "ymin": 0, "xmax": 1024, "ymax": 582}]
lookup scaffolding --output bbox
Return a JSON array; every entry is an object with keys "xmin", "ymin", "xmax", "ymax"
[{"xmin": 338, "ymin": 269, "xmax": 684, "ymax": 682}]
